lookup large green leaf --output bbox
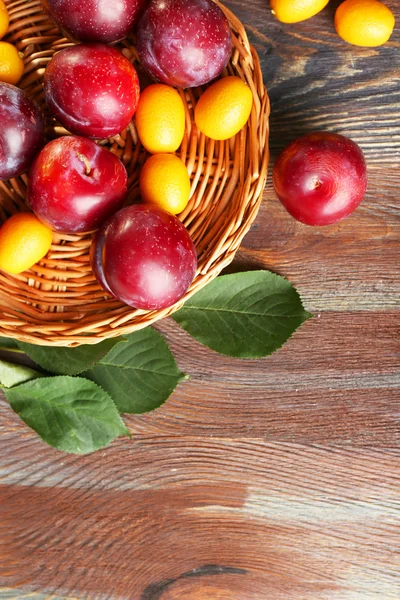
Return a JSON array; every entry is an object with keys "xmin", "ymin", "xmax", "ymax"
[
  {"xmin": 5, "ymin": 377, "xmax": 129, "ymax": 454},
  {"xmin": 16, "ymin": 337, "xmax": 125, "ymax": 376},
  {"xmin": 0, "ymin": 358, "xmax": 42, "ymax": 388},
  {"xmin": 0, "ymin": 336, "xmax": 19, "ymax": 351},
  {"xmin": 172, "ymin": 270, "xmax": 312, "ymax": 358},
  {"xmin": 84, "ymin": 327, "xmax": 186, "ymax": 414}
]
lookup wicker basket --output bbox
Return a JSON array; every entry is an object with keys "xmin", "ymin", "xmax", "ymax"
[{"xmin": 0, "ymin": 0, "xmax": 270, "ymax": 347}]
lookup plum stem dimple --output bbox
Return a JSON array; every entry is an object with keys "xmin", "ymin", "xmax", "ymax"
[
  {"xmin": 314, "ymin": 178, "xmax": 322, "ymax": 189},
  {"xmin": 306, "ymin": 175, "xmax": 323, "ymax": 192},
  {"xmin": 77, "ymin": 153, "xmax": 92, "ymax": 176}
]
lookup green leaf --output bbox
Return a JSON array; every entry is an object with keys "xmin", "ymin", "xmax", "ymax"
[
  {"xmin": 172, "ymin": 270, "xmax": 312, "ymax": 358},
  {"xmin": 84, "ymin": 328, "xmax": 186, "ymax": 414},
  {"xmin": 5, "ymin": 376, "xmax": 129, "ymax": 454},
  {"xmin": 0, "ymin": 336, "xmax": 19, "ymax": 352},
  {"xmin": 16, "ymin": 337, "xmax": 126, "ymax": 376},
  {"xmin": 0, "ymin": 358, "xmax": 42, "ymax": 388}
]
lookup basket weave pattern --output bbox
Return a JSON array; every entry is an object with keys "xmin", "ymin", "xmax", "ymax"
[{"xmin": 0, "ymin": 0, "xmax": 270, "ymax": 346}]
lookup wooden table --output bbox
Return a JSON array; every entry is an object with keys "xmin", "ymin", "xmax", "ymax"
[{"xmin": 1, "ymin": 1, "xmax": 399, "ymax": 598}]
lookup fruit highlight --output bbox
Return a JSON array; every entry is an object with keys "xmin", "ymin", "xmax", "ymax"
[
  {"xmin": 270, "ymin": 0, "xmax": 330, "ymax": 24},
  {"xmin": 139, "ymin": 154, "xmax": 191, "ymax": 215},
  {"xmin": 195, "ymin": 76, "xmax": 253, "ymax": 141},
  {"xmin": 272, "ymin": 132, "xmax": 368, "ymax": 226},
  {"xmin": 334, "ymin": 0, "xmax": 395, "ymax": 47},
  {"xmin": 44, "ymin": 43, "xmax": 140, "ymax": 138},
  {"xmin": 28, "ymin": 136, "xmax": 128, "ymax": 233},
  {"xmin": 0, "ymin": 213, "xmax": 52, "ymax": 275},
  {"xmin": 91, "ymin": 205, "xmax": 197, "ymax": 310},
  {"xmin": 135, "ymin": 84, "xmax": 186, "ymax": 154},
  {"xmin": 0, "ymin": 0, "xmax": 9, "ymax": 40},
  {"xmin": 42, "ymin": 0, "xmax": 146, "ymax": 43},
  {"xmin": 136, "ymin": 0, "xmax": 232, "ymax": 88},
  {"xmin": 0, "ymin": 83, "xmax": 46, "ymax": 181}
]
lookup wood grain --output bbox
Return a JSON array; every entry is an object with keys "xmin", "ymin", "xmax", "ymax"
[
  {"xmin": 1, "ymin": 440, "xmax": 400, "ymax": 599},
  {"xmin": 239, "ymin": 185, "xmax": 399, "ymax": 312},
  {"xmin": 1, "ymin": 310, "xmax": 398, "ymax": 444},
  {"xmin": 0, "ymin": 0, "xmax": 399, "ymax": 598},
  {"xmin": 234, "ymin": 0, "xmax": 400, "ymax": 166}
]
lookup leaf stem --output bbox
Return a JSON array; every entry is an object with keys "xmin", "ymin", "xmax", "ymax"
[{"xmin": 0, "ymin": 346, "xmax": 25, "ymax": 354}]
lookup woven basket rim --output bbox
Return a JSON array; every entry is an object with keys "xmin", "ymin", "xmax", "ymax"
[{"xmin": 0, "ymin": 0, "xmax": 270, "ymax": 346}]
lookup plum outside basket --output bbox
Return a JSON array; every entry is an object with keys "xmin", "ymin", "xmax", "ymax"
[{"xmin": 0, "ymin": 0, "xmax": 270, "ymax": 347}]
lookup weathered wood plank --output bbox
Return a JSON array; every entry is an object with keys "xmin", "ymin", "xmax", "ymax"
[
  {"xmin": 232, "ymin": 0, "xmax": 400, "ymax": 313},
  {"xmin": 141, "ymin": 311, "xmax": 399, "ymax": 442},
  {"xmin": 0, "ymin": 1, "xmax": 399, "ymax": 599},
  {"xmin": 1, "ymin": 441, "xmax": 399, "ymax": 599},
  {"xmin": 238, "ymin": 187, "xmax": 399, "ymax": 312},
  {"xmin": 232, "ymin": 0, "xmax": 400, "ymax": 170},
  {"xmin": 0, "ymin": 311, "xmax": 398, "ymax": 444}
]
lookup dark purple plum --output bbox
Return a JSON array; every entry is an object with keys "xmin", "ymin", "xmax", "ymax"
[
  {"xmin": 136, "ymin": 0, "xmax": 232, "ymax": 88},
  {"xmin": 90, "ymin": 223, "xmax": 116, "ymax": 296},
  {"xmin": 0, "ymin": 83, "xmax": 45, "ymax": 180},
  {"xmin": 91, "ymin": 205, "xmax": 197, "ymax": 310},
  {"xmin": 28, "ymin": 136, "xmax": 128, "ymax": 233},
  {"xmin": 42, "ymin": 0, "xmax": 147, "ymax": 44},
  {"xmin": 273, "ymin": 132, "xmax": 368, "ymax": 226},
  {"xmin": 44, "ymin": 43, "xmax": 140, "ymax": 139}
]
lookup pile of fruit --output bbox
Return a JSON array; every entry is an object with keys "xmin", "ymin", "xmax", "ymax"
[
  {"xmin": 0, "ymin": 0, "xmax": 254, "ymax": 312},
  {"xmin": 271, "ymin": 0, "xmax": 395, "ymax": 48},
  {"xmin": 0, "ymin": 0, "xmax": 391, "ymax": 317},
  {"xmin": 268, "ymin": 0, "xmax": 396, "ymax": 224}
]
